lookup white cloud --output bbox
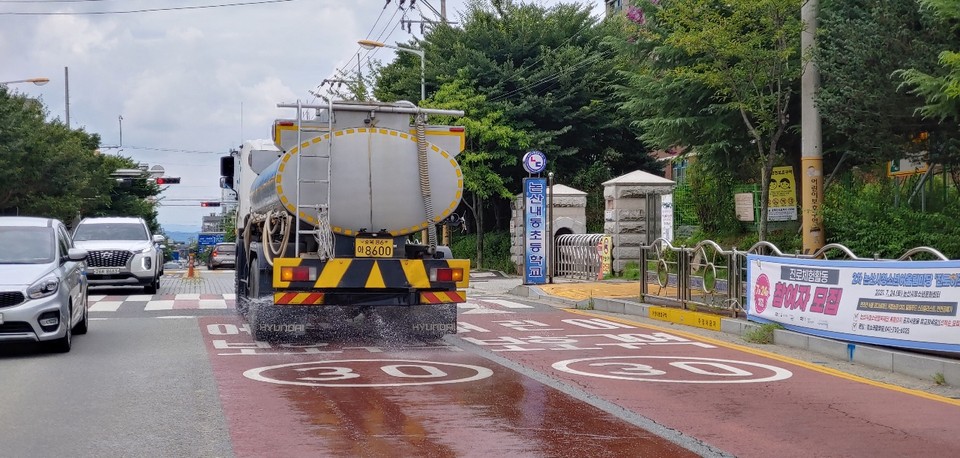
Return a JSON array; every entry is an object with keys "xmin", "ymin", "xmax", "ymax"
[{"xmin": 2, "ymin": 0, "xmax": 603, "ymax": 230}]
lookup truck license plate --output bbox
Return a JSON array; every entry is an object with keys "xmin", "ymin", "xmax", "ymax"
[
  {"xmin": 92, "ymin": 267, "xmax": 121, "ymax": 275},
  {"xmin": 355, "ymin": 238, "xmax": 393, "ymax": 258}
]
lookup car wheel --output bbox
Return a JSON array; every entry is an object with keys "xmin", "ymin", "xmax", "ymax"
[
  {"xmin": 74, "ymin": 297, "xmax": 89, "ymax": 335},
  {"xmin": 144, "ymin": 276, "xmax": 159, "ymax": 294},
  {"xmin": 50, "ymin": 306, "xmax": 73, "ymax": 353}
]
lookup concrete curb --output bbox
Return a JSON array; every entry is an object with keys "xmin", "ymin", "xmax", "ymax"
[{"xmin": 509, "ymin": 286, "xmax": 960, "ymax": 387}]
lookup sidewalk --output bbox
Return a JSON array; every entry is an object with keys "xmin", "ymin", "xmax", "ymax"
[{"xmin": 505, "ymin": 275, "xmax": 960, "ymax": 388}]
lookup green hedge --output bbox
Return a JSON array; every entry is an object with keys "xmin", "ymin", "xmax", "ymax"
[
  {"xmin": 822, "ymin": 175, "xmax": 960, "ymax": 259},
  {"xmin": 450, "ymin": 230, "xmax": 515, "ymax": 273}
]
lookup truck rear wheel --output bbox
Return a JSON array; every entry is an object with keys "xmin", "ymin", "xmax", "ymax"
[{"xmin": 247, "ymin": 257, "xmax": 277, "ymax": 342}]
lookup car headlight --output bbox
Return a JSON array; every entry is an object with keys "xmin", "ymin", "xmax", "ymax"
[
  {"xmin": 27, "ymin": 276, "xmax": 60, "ymax": 299},
  {"xmin": 136, "ymin": 246, "xmax": 154, "ymax": 254}
]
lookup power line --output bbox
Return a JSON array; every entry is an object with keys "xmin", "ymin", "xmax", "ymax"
[
  {"xmin": 314, "ymin": 4, "xmax": 402, "ymax": 100},
  {"xmin": 487, "ymin": 49, "xmax": 613, "ymax": 103},
  {"xmin": 0, "ymin": 0, "xmax": 301, "ymax": 15},
  {"xmin": 0, "ymin": 0, "xmax": 115, "ymax": 3},
  {"xmin": 124, "ymin": 145, "xmax": 222, "ymax": 154}
]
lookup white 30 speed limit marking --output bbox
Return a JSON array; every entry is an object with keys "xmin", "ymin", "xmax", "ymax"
[
  {"xmin": 553, "ymin": 356, "xmax": 792, "ymax": 384},
  {"xmin": 243, "ymin": 359, "xmax": 493, "ymax": 387}
]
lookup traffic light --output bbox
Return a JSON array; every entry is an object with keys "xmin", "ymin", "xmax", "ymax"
[
  {"xmin": 155, "ymin": 177, "xmax": 181, "ymax": 185},
  {"xmin": 201, "ymin": 202, "xmax": 221, "ymax": 207}
]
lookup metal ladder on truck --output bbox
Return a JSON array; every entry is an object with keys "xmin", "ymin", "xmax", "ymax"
[{"xmin": 290, "ymin": 99, "xmax": 334, "ymax": 259}]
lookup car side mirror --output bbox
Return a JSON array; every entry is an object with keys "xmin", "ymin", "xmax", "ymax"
[
  {"xmin": 152, "ymin": 234, "xmax": 165, "ymax": 244},
  {"xmin": 67, "ymin": 248, "xmax": 88, "ymax": 262}
]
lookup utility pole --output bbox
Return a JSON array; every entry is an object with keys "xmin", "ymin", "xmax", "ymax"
[
  {"xmin": 801, "ymin": 0, "xmax": 824, "ymax": 254},
  {"xmin": 64, "ymin": 66, "xmax": 70, "ymax": 129}
]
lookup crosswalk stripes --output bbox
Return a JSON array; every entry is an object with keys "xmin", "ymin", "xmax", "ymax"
[
  {"xmin": 480, "ymin": 299, "xmax": 534, "ymax": 309},
  {"xmin": 87, "ymin": 294, "xmax": 532, "ymax": 314},
  {"xmin": 88, "ymin": 301, "xmax": 124, "ymax": 312},
  {"xmin": 88, "ymin": 293, "xmax": 235, "ymax": 313},
  {"xmin": 457, "ymin": 297, "xmax": 536, "ymax": 314}
]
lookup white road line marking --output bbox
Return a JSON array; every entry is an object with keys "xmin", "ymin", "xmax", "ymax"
[
  {"xmin": 176, "ymin": 294, "xmax": 201, "ymax": 300},
  {"xmin": 199, "ymin": 299, "xmax": 228, "ymax": 309},
  {"xmin": 223, "ymin": 293, "xmax": 236, "ymax": 300},
  {"xmin": 126, "ymin": 295, "xmax": 153, "ymax": 301},
  {"xmin": 483, "ymin": 299, "xmax": 534, "ymax": 309},
  {"xmin": 462, "ymin": 308, "xmax": 513, "ymax": 315},
  {"xmin": 88, "ymin": 301, "xmax": 123, "ymax": 312},
  {"xmin": 88, "ymin": 295, "xmax": 107, "ymax": 301},
  {"xmin": 144, "ymin": 300, "xmax": 175, "ymax": 311},
  {"xmin": 156, "ymin": 316, "xmax": 196, "ymax": 319}
]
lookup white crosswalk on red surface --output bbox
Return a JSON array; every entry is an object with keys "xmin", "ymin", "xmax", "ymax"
[
  {"xmin": 88, "ymin": 294, "xmax": 236, "ymax": 312},
  {"xmin": 87, "ymin": 294, "xmax": 530, "ymax": 313}
]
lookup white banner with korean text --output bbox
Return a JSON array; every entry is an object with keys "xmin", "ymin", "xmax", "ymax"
[{"xmin": 746, "ymin": 254, "xmax": 960, "ymax": 353}]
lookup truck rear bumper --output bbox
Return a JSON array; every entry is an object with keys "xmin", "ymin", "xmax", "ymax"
[{"xmin": 272, "ymin": 290, "xmax": 466, "ymax": 307}]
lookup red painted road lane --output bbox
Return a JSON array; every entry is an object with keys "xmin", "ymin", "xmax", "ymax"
[
  {"xmin": 457, "ymin": 310, "xmax": 960, "ymax": 458},
  {"xmin": 198, "ymin": 316, "xmax": 696, "ymax": 457}
]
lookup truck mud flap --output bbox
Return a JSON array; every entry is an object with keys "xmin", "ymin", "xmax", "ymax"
[{"xmin": 246, "ymin": 301, "xmax": 456, "ymax": 342}]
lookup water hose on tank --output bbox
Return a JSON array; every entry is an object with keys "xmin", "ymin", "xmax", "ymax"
[
  {"xmin": 262, "ymin": 210, "xmax": 292, "ymax": 267},
  {"xmin": 415, "ymin": 112, "xmax": 437, "ymax": 253}
]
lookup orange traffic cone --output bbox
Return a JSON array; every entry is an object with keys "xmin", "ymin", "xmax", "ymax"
[{"xmin": 186, "ymin": 253, "xmax": 198, "ymax": 278}]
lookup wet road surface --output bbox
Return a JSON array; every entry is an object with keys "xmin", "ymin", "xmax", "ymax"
[
  {"xmin": 198, "ymin": 295, "xmax": 960, "ymax": 457},
  {"xmin": 5, "ymin": 277, "xmax": 959, "ymax": 457},
  {"xmin": 201, "ymin": 315, "xmax": 701, "ymax": 457}
]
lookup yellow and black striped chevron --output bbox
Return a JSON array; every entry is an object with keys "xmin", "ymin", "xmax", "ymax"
[{"xmin": 272, "ymin": 257, "xmax": 470, "ymax": 291}]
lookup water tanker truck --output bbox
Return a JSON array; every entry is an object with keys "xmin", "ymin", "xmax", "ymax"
[{"xmin": 220, "ymin": 100, "xmax": 469, "ymax": 340}]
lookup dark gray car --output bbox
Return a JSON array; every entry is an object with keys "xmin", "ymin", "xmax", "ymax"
[{"xmin": 207, "ymin": 243, "xmax": 236, "ymax": 270}]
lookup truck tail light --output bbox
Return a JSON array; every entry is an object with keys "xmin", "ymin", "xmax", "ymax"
[
  {"xmin": 430, "ymin": 267, "xmax": 463, "ymax": 282},
  {"xmin": 280, "ymin": 266, "xmax": 317, "ymax": 282}
]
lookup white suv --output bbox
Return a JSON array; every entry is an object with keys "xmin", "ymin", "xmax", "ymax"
[{"xmin": 72, "ymin": 217, "xmax": 164, "ymax": 293}]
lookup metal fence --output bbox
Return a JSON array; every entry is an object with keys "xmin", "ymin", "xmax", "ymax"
[
  {"xmin": 639, "ymin": 238, "xmax": 950, "ymax": 316},
  {"xmin": 555, "ymin": 233, "xmax": 606, "ymax": 280}
]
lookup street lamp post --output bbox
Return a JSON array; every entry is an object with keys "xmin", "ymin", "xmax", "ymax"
[
  {"xmin": 357, "ymin": 39, "xmax": 425, "ymax": 102},
  {"xmin": 0, "ymin": 77, "xmax": 49, "ymax": 88}
]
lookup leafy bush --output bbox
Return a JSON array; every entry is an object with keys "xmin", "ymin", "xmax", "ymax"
[
  {"xmin": 822, "ymin": 174, "xmax": 960, "ymax": 259},
  {"xmin": 687, "ymin": 162, "xmax": 741, "ymax": 235},
  {"xmin": 621, "ymin": 261, "xmax": 640, "ymax": 280},
  {"xmin": 743, "ymin": 322, "xmax": 782, "ymax": 344},
  {"xmin": 450, "ymin": 230, "xmax": 516, "ymax": 273}
]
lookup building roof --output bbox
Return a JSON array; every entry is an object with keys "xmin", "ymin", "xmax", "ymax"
[
  {"xmin": 547, "ymin": 184, "xmax": 587, "ymax": 196},
  {"xmin": 602, "ymin": 170, "xmax": 676, "ymax": 186}
]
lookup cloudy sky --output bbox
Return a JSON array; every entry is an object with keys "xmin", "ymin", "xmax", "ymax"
[{"xmin": 3, "ymin": 0, "xmax": 603, "ymax": 232}]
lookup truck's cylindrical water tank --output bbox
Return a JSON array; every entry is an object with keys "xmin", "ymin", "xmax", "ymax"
[{"xmin": 250, "ymin": 127, "xmax": 463, "ymax": 237}]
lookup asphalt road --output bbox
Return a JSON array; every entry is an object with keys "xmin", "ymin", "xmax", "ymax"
[
  {"xmin": 2, "ymin": 269, "xmax": 959, "ymax": 457},
  {"xmin": 0, "ymin": 317, "xmax": 232, "ymax": 457}
]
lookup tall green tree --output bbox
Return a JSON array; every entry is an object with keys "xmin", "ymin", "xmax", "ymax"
[
  {"xmin": 0, "ymin": 87, "xmax": 162, "ymax": 229},
  {"xmin": 375, "ymin": 0, "xmax": 659, "ymax": 232},
  {"xmin": 895, "ymin": 0, "xmax": 960, "ymax": 126},
  {"xmin": 818, "ymin": 0, "xmax": 960, "ymax": 168},
  {"xmin": 621, "ymin": 0, "xmax": 802, "ymax": 241},
  {"xmin": 613, "ymin": 1, "xmax": 755, "ymax": 178},
  {"xmin": 427, "ymin": 78, "xmax": 530, "ymax": 267}
]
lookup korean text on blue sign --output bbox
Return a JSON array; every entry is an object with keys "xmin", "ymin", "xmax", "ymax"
[
  {"xmin": 198, "ymin": 232, "xmax": 225, "ymax": 248},
  {"xmin": 524, "ymin": 177, "xmax": 548, "ymax": 284}
]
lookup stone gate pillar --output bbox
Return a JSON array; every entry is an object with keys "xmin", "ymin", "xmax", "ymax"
[
  {"xmin": 510, "ymin": 184, "xmax": 588, "ymax": 275},
  {"xmin": 602, "ymin": 171, "xmax": 675, "ymax": 273}
]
